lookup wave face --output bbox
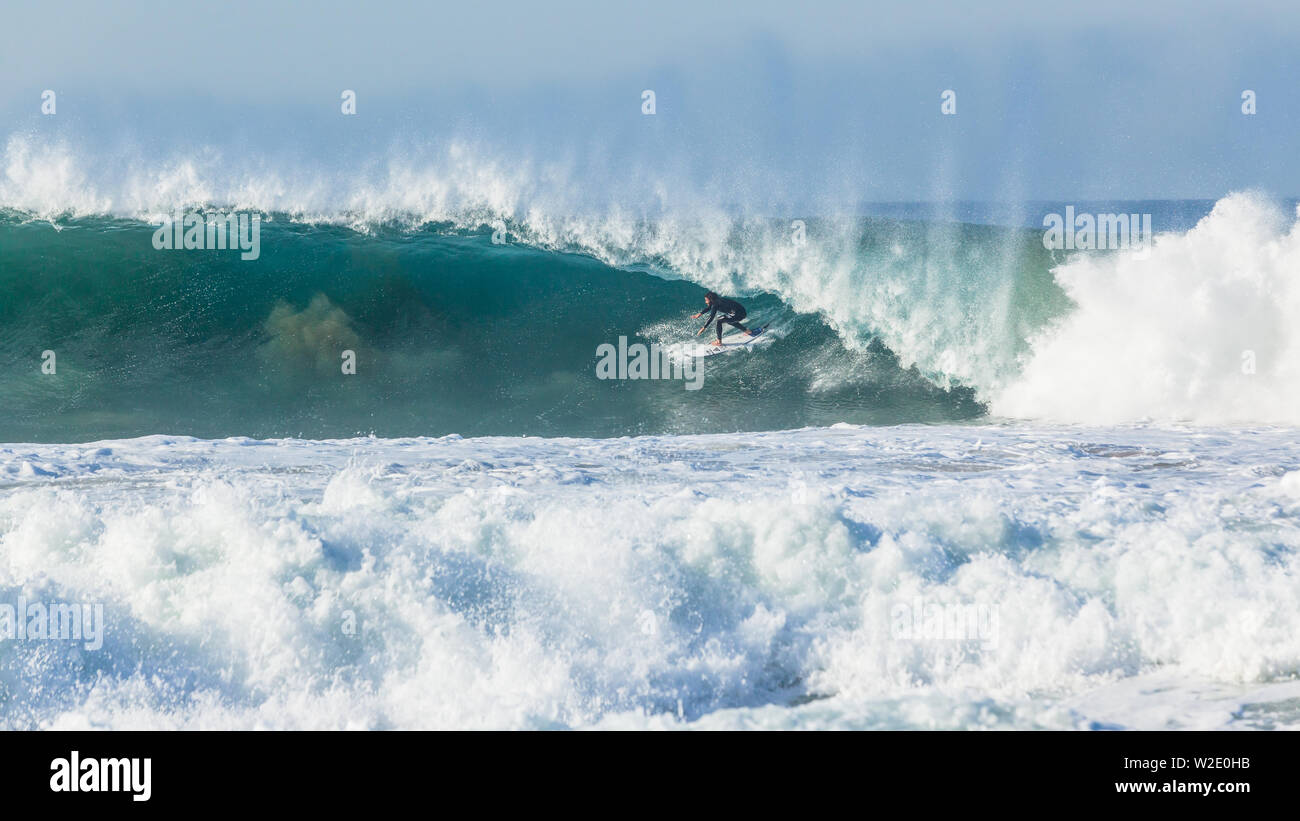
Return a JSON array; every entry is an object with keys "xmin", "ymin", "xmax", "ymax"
[{"xmin": 3, "ymin": 426, "xmax": 1299, "ymax": 730}]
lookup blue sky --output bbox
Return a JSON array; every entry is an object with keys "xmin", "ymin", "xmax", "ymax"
[{"xmin": 2, "ymin": 0, "xmax": 1298, "ymax": 202}]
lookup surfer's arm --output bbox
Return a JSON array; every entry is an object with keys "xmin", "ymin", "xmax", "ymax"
[{"xmin": 696, "ymin": 305, "xmax": 718, "ymax": 335}]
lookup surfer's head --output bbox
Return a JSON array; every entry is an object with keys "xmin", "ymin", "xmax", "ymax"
[{"xmin": 704, "ymin": 291, "xmax": 719, "ymax": 305}]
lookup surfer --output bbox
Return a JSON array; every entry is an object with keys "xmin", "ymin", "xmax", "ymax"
[{"xmin": 693, "ymin": 292, "xmax": 757, "ymax": 347}]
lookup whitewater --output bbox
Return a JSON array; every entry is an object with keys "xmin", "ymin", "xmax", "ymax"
[{"xmin": 3, "ymin": 425, "xmax": 1299, "ymax": 730}]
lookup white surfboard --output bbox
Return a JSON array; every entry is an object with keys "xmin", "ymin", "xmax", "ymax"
[{"xmin": 675, "ymin": 326, "xmax": 771, "ymax": 359}]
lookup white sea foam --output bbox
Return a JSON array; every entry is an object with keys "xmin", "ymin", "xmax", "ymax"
[
  {"xmin": 1, "ymin": 425, "xmax": 1297, "ymax": 730},
  {"xmin": 995, "ymin": 193, "xmax": 1300, "ymax": 425}
]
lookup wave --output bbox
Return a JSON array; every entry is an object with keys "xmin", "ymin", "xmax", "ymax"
[
  {"xmin": 3, "ymin": 132, "xmax": 1299, "ymax": 433},
  {"xmin": 0, "ymin": 211, "xmax": 987, "ymax": 441}
]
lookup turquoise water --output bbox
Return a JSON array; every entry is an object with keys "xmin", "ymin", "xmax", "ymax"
[{"xmin": 1, "ymin": 213, "xmax": 1059, "ymax": 441}]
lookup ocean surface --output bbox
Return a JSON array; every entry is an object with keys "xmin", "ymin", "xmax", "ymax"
[{"xmin": 3, "ymin": 145, "xmax": 1300, "ymax": 728}]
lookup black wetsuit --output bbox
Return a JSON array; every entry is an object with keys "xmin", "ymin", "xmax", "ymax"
[{"xmin": 701, "ymin": 297, "xmax": 749, "ymax": 341}]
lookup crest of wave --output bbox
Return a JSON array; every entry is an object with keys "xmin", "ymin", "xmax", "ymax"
[{"xmin": 1, "ymin": 134, "xmax": 113, "ymax": 217}]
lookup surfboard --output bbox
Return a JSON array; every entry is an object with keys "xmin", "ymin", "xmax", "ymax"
[{"xmin": 678, "ymin": 326, "xmax": 769, "ymax": 359}]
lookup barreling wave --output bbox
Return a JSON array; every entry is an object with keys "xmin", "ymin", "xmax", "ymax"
[
  {"xmin": 2, "ymin": 130, "xmax": 1299, "ymax": 437},
  {"xmin": 0, "ymin": 210, "xmax": 996, "ymax": 441}
]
